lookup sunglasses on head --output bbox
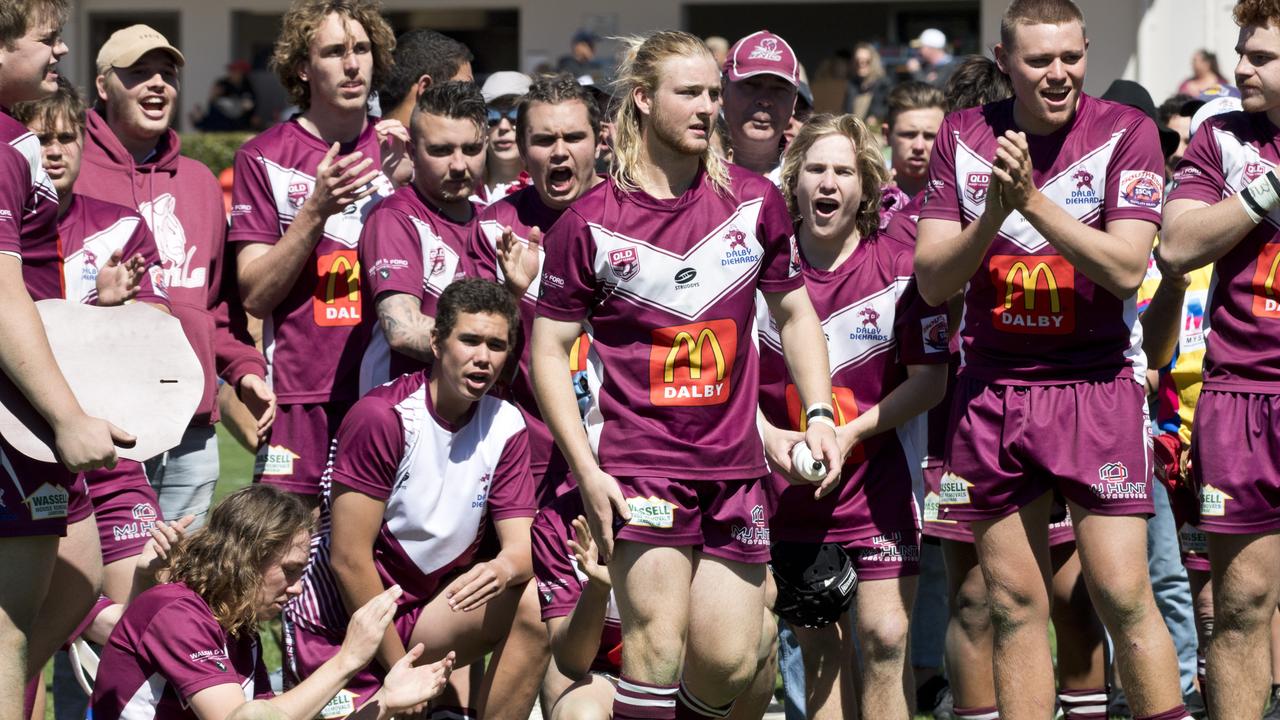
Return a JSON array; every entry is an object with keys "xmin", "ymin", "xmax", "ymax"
[{"xmin": 487, "ymin": 107, "xmax": 518, "ymax": 126}]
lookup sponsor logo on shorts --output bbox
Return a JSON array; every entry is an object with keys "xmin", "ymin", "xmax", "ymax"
[
  {"xmin": 625, "ymin": 496, "xmax": 676, "ymax": 529},
  {"xmin": 1200, "ymin": 484, "xmax": 1233, "ymax": 517},
  {"xmin": 608, "ymin": 247, "xmax": 640, "ymax": 281},
  {"xmin": 1117, "ymin": 170, "xmax": 1163, "ymax": 210},
  {"xmin": 648, "ymin": 319, "xmax": 737, "ymax": 406},
  {"xmin": 1250, "ymin": 242, "xmax": 1280, "ymax": 318},
  {"xmin": 965, "ymin": 172, "xmax": 990, "ymax": 205},
  {"xmin": 1067, "ymin": 169, "xmax": 1099, "ymax": 206},
  {"xmin": 257, "ymin": 445, "xmax": 301, "ymax": 477},
  {"xmin": 1090, "ymin": 462, "xmax": 1146, "ymax": 500},
  {"xmin": 857, "ymin": 532, "xmax": 921, "ymax": 563},
  {"xmin": 1178, "ymin": 524, "xmax": 1209, "ymax": 553},
  {"xmin": 313, "ymin": 250, "xmax": 361, "ymax": 326},
  {"xmin": 113, "ymin": 503, "xmax": 159, "ymax": 542},
  {"xmin": 938, "ymin": 473, "xmax": 972, "ymax": 505},
  {"xmin": 24, "ymin": 483, "xmax": 67, "ymax": 520},
  {"xmin": 922, "ymin": 492, "xmax": 955, "ymax": 524},
  {"xmin": 921, "ymin": 314, "xmax": 948, "ymax": 354},
  {"xmin": 320, "ymin": 690, "xmax": 357, "ymax": 719},
  {"xmin": 730, "ymin": 504, "xmax": 771, "ymax": 547},
  {"xmin": 989, "ymin": 254, "xmax": 1075, "ymax": 334}
]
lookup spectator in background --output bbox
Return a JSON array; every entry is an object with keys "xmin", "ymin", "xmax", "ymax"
[
  {"xmin": 378, "ymin": 29, "xmax": 474, "ymax": 128},
  {"xmin": 1158, "ymin": 94, "xmax": 1194, "ymax": 179},
  {"xmin": 1177, "ymin": 49, "xmax": 1230, "ymax": 97},
  {"xmin": 911, "ymin": 28, "xmax": 957, "ymax": 89},
  {"xmin": 480, "ymin": 71, "xmax": 532, "ymax": 204},
  {"xmin": 191, "ymin": 59, "xmax": 258, "ymax": 131},
  {"xmin": 843, "ymin": 42, "xmax": 891, "ymax": 124},
  {"xmin": 881, "ymin": 81, "xmax": 945, "ymax": 199},
  {"xmin": 705, "ymin": 35, "xmax": 729, "ymax": 68},
  {"xmin": 721, "ymin": 29, "xmax": 800, "ymax": 180},
  {"xmin": 781, "ymin": 80, "xmax": 812, "ymax": 152},
  {"xmin": 557, "ymin": 30, "xmax": 605, "ymax": 83}
]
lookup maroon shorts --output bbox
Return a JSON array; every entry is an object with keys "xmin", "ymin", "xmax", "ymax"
[
  {"xmin": 941, "ymin": 377, "xmax": 1153, "ymax": 524},
  {"xmin": 1191, "ymin": 390, "xmax": 1280, "ymax": 534},
  {"xmin": 0, "ymin": 435, "xmax": 79, "ymax": 537},
  {"xmin": 86, "ymin": 462, "xmax": 163, "ymax": 564},
  {"xmin": 613, "ymin": 476, "xmax": 770, "ymax": 564},
  {"xmin": 285, "ymin": 603, "xmax": 425, "ymax": 712},
  {"xmin": 255, "ymin": 402, "xmax": 351, "ymax": 497},
  {"xmin": 843, "ymin": 530, "xmax": 921, "ymax": 580},
  {"xmin": 67, "ymin": 474, "xmax": 92, "ymax": 524},
  {"xmin": 922, "ymin": 462, "xmax": 1077, "ymax": 546},
  {"xmin": 1177, "ymin": 522, "xmax": 1211, "ymax": 573}
]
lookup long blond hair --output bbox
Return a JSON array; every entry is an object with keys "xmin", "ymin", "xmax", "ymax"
[
  {"xmin": 609, "ymin": 31, "xmax": 731, "ymax": 195},
  {"xmin": 779, "ymin": 113, "xmax": 887, "ymax": 238}
]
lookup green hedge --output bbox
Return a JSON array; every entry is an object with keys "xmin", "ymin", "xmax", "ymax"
[{"xmin": 179, "ymin": 132, "xmax": 253, "ymax": 176}]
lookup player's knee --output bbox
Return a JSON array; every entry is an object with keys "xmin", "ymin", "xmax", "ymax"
[
  {"xmin": 987, "ymin": 584, "xmax": 1045, "ymax": 639},
  {"xmin": 951, "ymin": 583, "xmax": 991, "ymax": 639},
  {"xmin": 1213, "ymin": 577, "xmax": 1276, "ymax": 633},
  {"xmin": 687, "ymin": 648, "xmax": 757, "ymax": 695},
  {"xmin": 857, "ymin": 611, "xmax": 910, "ymax": 664},
  {"xmin": 1089, "ymin": 578, "xmax": 1153, "ymax": 634},
  {"xmin": 552, "ymin": 694, "xmax": 610, "ymax": 720}
]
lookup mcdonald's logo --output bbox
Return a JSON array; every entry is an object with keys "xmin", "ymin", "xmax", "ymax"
[
  {"xmin": 988, "ymin": 254, "xmax": 1075, "ymax": 335},
  {"xmin": 313, "ymin": 249, "xmax": 362, "ymax": 327},
  {"xmin": 1251, "ymin": 243, "xmax": 1280, "ymax": 318},
  {"xmin": 783, "ymin": 385, "xmax": 866, "ymax": 464},
  {"xmin": 648, "ymin": 319, "xmax": 738, "ymax": 406}
]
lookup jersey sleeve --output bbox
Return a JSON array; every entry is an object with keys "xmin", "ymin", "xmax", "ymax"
[
  {"xmin": 756, "ymin": 185, "xmax": 804, "ymax": 293},
  {"xmin": 0, "ymin": 148, "xmax": 29, "ymax": 257},
  {"xmin": 896, "ymin": 280, "xmax": 950, "ymax": 365},
  {"xmin": 329, "ymin": 398, "xmax": 404, "ymax": 501},
  {"xmin": 488, "ymin": 427, "xmax": 536, "ymax": 521},
  {"xmin": 227, "ymin": 147, "xmax": 282, "ymax": 245},
  {"xmin": 918, "ymin": 116, "xmax": 961, "ymax": 223},
  {"xmin": 467, "ymin": 222, "xmax": 499, "ymax": 282},
  {"xmin": 360, "ymin": 207, "xmax": 426, "ymax": 303},
  {"xmin": 1169, "ymin": 119, "xmax": 1229, "ymax": 206},
  {"xmin": 250, "ymin": 640, "xmax": 273, "ymax": 699},
  {"xmin": 1105, "ymin": 113, "xmax": 1166, "ymax": 225},
  {"xmin": 531, "ymin": 509, "xmax": 582, "ymax": 620},
  {"xmin": 536, "ymin": 210, "xmax": 597, "ymax": 322},
  {"xmin": 142, "ymin": 597, "xmax": 244, "ymax": 701}
]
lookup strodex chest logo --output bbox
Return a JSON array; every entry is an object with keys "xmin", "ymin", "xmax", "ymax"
[
  {"xmin": 313, "ymin": 249, "xmax": 362, "ymax": 326},
  {"xmin": 965, "ymin": 172, "xmax": 990, "ymax": 205},
  {"xmin": 648, "ymin": 319, "xmax": 738, "ymax": 406},
  {"xmin": 988, "ymin": 254, "xmax": 1076, "ymax": 334}
]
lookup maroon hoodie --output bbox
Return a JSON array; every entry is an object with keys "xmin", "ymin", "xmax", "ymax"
[{"xmin": 78, "ymin": 108, "xmax": 265, "ymax": 425}]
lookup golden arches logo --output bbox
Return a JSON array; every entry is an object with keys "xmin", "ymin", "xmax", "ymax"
[
  {"xmin": 1005, "ymin": 261, "xmax": 1060, "ymax": 312},
  {"xmin": 324, "ymin": 254, "xmax": 360, "ymax": 304},
  {"xmin": 663, "ymin": 328, "xmax": 726, "ymax": 382},
  {"xmin": 1264, "ymin": 250, "xmax": 1280, "ymax": 298}
]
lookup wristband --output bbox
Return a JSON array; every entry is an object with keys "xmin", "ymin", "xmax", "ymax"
[
  {"xmin": 805, "ymin": 402, "xmax": 834, "ymax": 420},
  {"xmin": 1239, "ymin": 168, "xmax": 1280, "ymax": 223}
]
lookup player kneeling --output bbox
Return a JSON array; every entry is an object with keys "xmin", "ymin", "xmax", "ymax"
[
  {"xmin": 286, "ymin": 278, "xmax": 536, "ymax": 718},
  {"xmin": 531, "ymin": 487, "xmax": 778, "ymax": 720},
  {"xmin": 90, "ymin": 484, "xmax": 452, "ymax": 719},
  {"xmin": 758, "ymin": 114, "xmax": 948, "ymax": 718}
]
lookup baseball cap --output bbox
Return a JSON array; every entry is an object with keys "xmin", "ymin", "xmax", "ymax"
[
  {"xmin": 796, "ymin": 81, "xmax": 814, "ymax": 111},
  {"xmin": 1100, "ymin": 79, "xmax": 1180, "ymax": 160},
  {"xmin": 911, "ymin": 28, "xmax": 947, "ymax": 50},
  {"xmin": 96, "ymin": 24, "xmax": 185, "ymax": 76},
  {"xmin": 1180, "ymin": 84, "xmax": 1242, "ymax": 119},
  {"xmin": 481, "ymin": 71, "xmax": 532, "ymax": 104},
  {"xmin": 1189, "ymin": 95, "xmax": 1243, "ymax": 139},
  {"xmin": 724, "ymin": 30, "xmax": 799, "ymax": 87}
]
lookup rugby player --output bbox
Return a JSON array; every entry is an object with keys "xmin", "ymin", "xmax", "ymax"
[
  {"xmin": 232, "ymin": 0, "xmax": 395, "ymax": 501},
  {"xmin": 720, "ymin": 30, "xmax": 799, "ymax": 180},
  {"xmin": 1158, "ymin": 2, "xmax": 1280, "ymax": 716},
  {"xmin": 287, "ymin": 279, "xmax": 536, "ymax": 719},
  {"xmin": 759, "ymin": 113, "xmax": 948, "ymax": 718},
  {"xmin": 91, "ymin": 485, "xmax": 455, "ymax": 720},
  {"xmin": 913, "ymin": 1, "xmax": 1189, "ymax": 717},
  {"xmin": 882, "ymin": 81, "xmax": 945, "ymax": 200},
  {"xmin": 532, "ymin": 31, "xmax": 839, "ymax": 720},
  {"xmin": 83, "ymin": 24, "xmax": 272, "ymax": 529},
  {"xmin": 358, "ymin": 80, "xmax": 483, "ymax": 394}
]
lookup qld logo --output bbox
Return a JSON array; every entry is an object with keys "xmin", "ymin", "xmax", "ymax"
[
  {"xmin": 608, "ymin": 247, "xmax": 639, "ymax": 281},
  {"xmin": 288, "ymin": 181, "xmax": 310, "ymax": 209},
  {"xmin": 428, "ymin": 247, "xmax": 447, "ymax": 276},
  {"xmin": 1244, "ymin": 161, "xmax": 1269, "ymax": 185},
  {"xmin": 965, "ymin": 172, "xmax": 990, "ymax": 204}
]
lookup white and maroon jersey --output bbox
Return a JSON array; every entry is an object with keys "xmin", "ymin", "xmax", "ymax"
[
  {"xmin": 919, "ymin": 94, "xmax": 1165, "ymax": 384},
  {"xmin": 531, "ymin": 489, "xmax": 622, "ymax": 676},
  {"xmin": 536, "ymin": 165, "xmax": 803, "ymax": 480},
  {"xmin": 91, "ymin": 582, "xmax": 270, "ymax": 720},
  {"xmin": 289, "ymin": 371, "xmax": 535, "ymax": 631},
  {"xmin": 757, "ymin": 231, "xmax": 948, "ymax": 525},
  {"xmin": 0, "ymin": 109, "xmax": 57, "ymax": 265},
  {"xmin": 21, "ymin": 194, "xmax": 168, "ymax": 306},
  {"xmin": 229, "ymin": 118, "xmax": 394, "ymax": 404},
  {"xmin": 358, "ymin": 185, "xmax": 471, "ymax": 394},
  {"xmin": 1169, "ymin": 111, "xmax": 1280, "ymax": 392}
]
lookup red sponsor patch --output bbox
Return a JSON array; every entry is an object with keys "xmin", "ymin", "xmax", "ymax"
[
  {"xmin": 313, "ymin": 250, "xmax": 362, "ymax": 327},
  {"xmin": 784, "ymin": 385, "xmax": 866, "ymax": 464},
  {"xmin": 988, "ymin": 254, "xmax": 1076, "ymax": 334},
  {"xmin": 648, "ymin": 319, "xmax": 737, "ymax": 406}
]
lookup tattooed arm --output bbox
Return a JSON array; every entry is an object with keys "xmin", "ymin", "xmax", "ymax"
[{"xmin": 375, "ymin": 292, "xmax": 436, "ymax": 363}]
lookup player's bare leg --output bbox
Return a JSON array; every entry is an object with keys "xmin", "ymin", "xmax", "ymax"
[
  {"xmin": 549, "ymin": 674, "xmax": 616, "ymax": 720},
  {"xmin": 682, "ymin": 553, "xmax": 765, "ymax": 711},
  {"xmin": 853, "ymin": 576, "xmax": 917, "ymax": 717},
  {"xmin": 476, "ymin": 580, "xmax": 551, "ymax": 720},
  {"xmin": 727, "ymin": 608, "xmax": 778, "ymax": 720},
  {"xmin": 1187, "ymin": 569, "xmax": 1212, "ymax": 699},
  {"xmin": 0, "ymin": 536, "xmax": 58, "ymax": 720},
  {"xmin": 971, "ymin": 492, "xmax": 1054, "ymax": 719},
  {"xmin": 941, "ymin": 540, "xmax": 995, "ymax": 713},
  {"xmin": 1205, "ymin": 532, "xmax": 1280, "ymax": 719},
  {"xmin": 24, "ymin": 516, "xmax": 101, "ymax": 677},
  {"xmin": 792, "ymin": 617, "xmax": 853, "ymax": 720},
  {"xmin": 1049, "ymin": 544, "xmax": 1107, "ymax": 715},
  {"xmin": 1071, "ymin": 505, "xmax": 1183, "ymax": 715},
  {"xmin": 610, "ymin": 542, "xmax": 692, "ymax": 715}
]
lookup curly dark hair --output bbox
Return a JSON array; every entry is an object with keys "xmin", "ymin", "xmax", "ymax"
[
  {"xmin": 1235, "ymin": 0, "xmax": 1280, "ymax": 28},
  {"xmin": 270, "ymin": 0, "xmax": 395, "ymax": 111},
  {"xmin": 515, "ymin": 74, "xmax": 601, "ymax": 150},
  {"xmin": 0, "ymin": 0, "xmax": 66, "ymax": 49},
  {"xmin": 379, "ymin": 29, "xmax": 472, "ymax": 113},
  {"xmin": 434, "ymin": 278, "xmax": 519, "ymax": 348},
  {"xmin": 167, "ymin": 485, "xmax": 313, "ymax": 638}
]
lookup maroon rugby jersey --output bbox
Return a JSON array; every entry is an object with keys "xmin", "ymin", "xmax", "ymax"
[
  {"xmin": 919, "ymin": 94, "xmax": 1165, "ymax": 383},
  {"xmin": 758, "ymin": 230, "xmax": 947, "ymax": 537},
  {"xmin": 536, "ymin": 165, "xmax": 803, "ymax": 480},
  {"xmin": 0, "ymin": 109, "xmax": 57, "ymax": 265},
  {"xmin": 1169, "ymin": 111, "xmax": 1280, "ymax": 391},
  {"xmin": 229, "ymin": 118, "xmax": 393, "ymax": 403},
  {"xmin": 531, "ymin": 489, "xmax": 622, "ymax": 676},
  {"xmin": 91, "ymin": 582, "xmax": 271, "ymax": 720},
  {"xmin": 358, "ymin": 185, "xmax": 471, "ymax": 393}
]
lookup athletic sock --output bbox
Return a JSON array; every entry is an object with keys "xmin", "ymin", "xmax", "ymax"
[
  {"xmin": 1058, "ymin": 687, "xmax": 1108, "ymax": 719},
  {"xmin": 1134, "ymin": 704, "xmax": 1194, "ymax": 720},
  {"xmin": 952, "ymin": 705, "xmax": 999, "ymax": 720},
  {"xmin": 675, "ymin": 683, "xmax": 733, "ymax": 719},
  {"xmin": 613, "ymin": 675, "xmax": 679, "ymax": 720}
]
